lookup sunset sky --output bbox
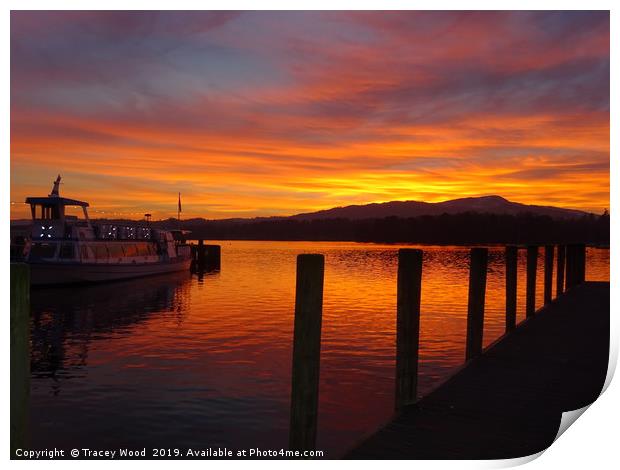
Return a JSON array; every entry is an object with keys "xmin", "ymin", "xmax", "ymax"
[{"xmin": 10, "ymin": 11, "xmax": 609, "ymax": 219}]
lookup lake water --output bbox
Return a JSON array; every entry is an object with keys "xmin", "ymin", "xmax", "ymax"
[{"xmin": 28, "ymin": 242, "xmax": 609, "ymax": 457}]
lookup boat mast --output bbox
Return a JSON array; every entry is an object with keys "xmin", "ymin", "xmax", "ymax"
[{"xmin": 49, "ymin": 174, "xmax": 61, "ymax": 197}]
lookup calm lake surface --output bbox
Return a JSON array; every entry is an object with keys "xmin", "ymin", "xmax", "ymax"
[{"xmin": 28, "ymin": 242, "xmax": 609, "ymax": 457}]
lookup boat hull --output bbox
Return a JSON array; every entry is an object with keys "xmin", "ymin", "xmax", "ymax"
[{"xmin": 28, "ymin": 258, "xmax": 192, "ymax": 286}]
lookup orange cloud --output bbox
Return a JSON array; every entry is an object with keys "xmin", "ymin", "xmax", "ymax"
[{"xmin": 11, "ymin": 11, "xmax": 609, "ymax": 219}]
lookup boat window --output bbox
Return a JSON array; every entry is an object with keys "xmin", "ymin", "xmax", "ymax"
[
  {"xmin": 91, "ymin": 244, "xmax": 109, "ymax": 259},
  {"xmin": 107, "ymin": 244, "xmax": 124, "ymax": 258},
  {"xmin": 59, "ymin": 243, "xmax": 75, "ymax": 259},
  {"xmin": 136, "ymin": 243, "xmax": 151, "ymax": 256},
  {"xmin": 29, "ymin": 243, "xmax": 57, "ymax": 259},
  {"xmin": 38, "ymin": 205, "xmax": 61, "ymax": 220},
  {"xmin": 80, "ymin": 245, "xmax": 90, "ymax": 259},
  {"xmin": 123, "ymin": 244, "xmax": 138, "ymax": 257}
]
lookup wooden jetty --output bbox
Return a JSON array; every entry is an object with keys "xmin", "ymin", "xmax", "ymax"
[
  {"xmin": 190, "ymin": 240, "xmax": 221, "ymax": 272},
  {"xmin": 346, "ymin": 281, "xmax": 608, "ymax": 459},
  {"xmin": 288, "ymin": 243, "xmax": 608, "ymax": 459},
  {"xmin": 343, "ymin": 246, "xmax": 608, "ymax": 459}
]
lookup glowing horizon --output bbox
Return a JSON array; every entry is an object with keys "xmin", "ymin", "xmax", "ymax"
[{"xmin": 10, "ymin": 11, "xmax": 610, "ymax": 220}]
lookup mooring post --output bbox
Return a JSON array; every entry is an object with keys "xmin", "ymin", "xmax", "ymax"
[
  {"xmin": 577, "ymin": 244, "xmax": 587, "ymax": 284},
  {"xmin": 556, "ymin": 245, "xmax": 566, "ymax": 297},
  {"xmin": 465, "ymin": 248, "xmax": 488, "ymax": 361},
  {"xmin": 395, "ymin": 249, "xmax": 423, "ymax": 411},
  {"xmin": 543, "ymin": 245, "xmax": 554, "ymax": 305},
  {"xmin": 11, "ymin": 263, "xmax": 30, "ymax": 456},
  {"xmin": 526, "ymin": 246, "xmax": 538, "ymax": 318},
  {"xmin": 505, "ymin": 246, "xmax": 518, "ymax": 333},
  {"xmin": 565, "ymin": 244, "xmax": 576, "ymax": 290},
  {"xmin": 289, "ymin": 254, "xmax": 325, "ymax": 452},
  {"xmin": 205, "ymin": 245, "xmax": 221, "ymax": 271}
]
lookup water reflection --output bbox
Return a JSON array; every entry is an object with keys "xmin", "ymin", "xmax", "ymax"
[
  {"xmin": 31, "ymin": 273, "xmax": 193, "ymax": 381},
  {"xmin": 28, "ymin": 242, "xmax": 609, "ymax": 457}
]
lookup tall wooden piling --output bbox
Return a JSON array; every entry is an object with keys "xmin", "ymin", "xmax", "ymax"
[
  {"xmin": 395, "ymin": 249, "xmax": 423, "ymax": 411},
  {"xmin": 566, "ymin": 244, "xmax": 576, "ymax": 290},
  {"xmin": 505, "ymin": 246, "xmax": 518, "ymax": 333},
  {"xmin": 289, "ymin": 254, "xmax": 325, "ymax": 452},
  {"xmin": 11, "ymin": 263, "xmax": 30, "ymax": 455},
  {"xmin": 576, "ymin": 244, "xmax": 586, "ymax": 284},
  {"xmin": 543, "ymin": 245, "xmax": 554, "ymax": 305},
  {"xmin": 556, "ymin": 245, "xmax": 566, "ymax": 297},
  {"xmin": 526, "ymin": 246, "xmax": 538, "ymax": 318},
  {"xmin": 465, "ymin": 248, "xmax": 488, "ymax": 361}
]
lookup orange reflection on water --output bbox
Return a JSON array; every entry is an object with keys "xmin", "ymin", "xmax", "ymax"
[{"xmin": 28, "ymin": 242, "xmax": 609, "ymax": 456}]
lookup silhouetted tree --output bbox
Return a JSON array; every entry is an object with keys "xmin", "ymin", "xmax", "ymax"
[{"xmin": 142, "ymin": 212, "xmax": 609, "ymax": 245}]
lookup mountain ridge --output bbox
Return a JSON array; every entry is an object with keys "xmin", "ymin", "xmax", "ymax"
[
  {"xmin": 11, "ymin": 195, "xmax": 591, "ymax": 225},
  {"xmin": 289, "ymin": 195, "xmax": 590, "ymax": 221}
]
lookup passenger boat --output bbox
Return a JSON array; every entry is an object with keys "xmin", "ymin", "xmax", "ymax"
[{"xmin": 22, "ymin": 176, "xmax": 192, "ymax": 286}]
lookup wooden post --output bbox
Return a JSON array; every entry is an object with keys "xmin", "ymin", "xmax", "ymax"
[
  {"xmin": 543, "ymin": 245, "xmax": 554, "ymax": 305},
  {"xmin": 395, "ymin": 249, "xmax": 423, "ymax": 411},
  {"xmin": 289, "ymin": 254, "xmax": 325, "ymax": 452},
  {"xmin": 577, "ymin": 244, "xmax": 586, "ymax": 284},
  {"xmin": 526, "ymin": 246, "xmax": 538, "ymax": 318},
  {"xmin": 556, "ymin": 245, "xmax": 566, "ymax": 297},
  {"xmin": 566, "ymin": 244, "xmax": 575, "ymax": 290},
  {"xmin": 11, "ymin": 263, "xmax": 30, "ymax": 455},
  {"xmin": 465, "ymin": 248, "xmax": 488, "ymax": 361},
  {"xmin": 505, "ymin": 246, "xmax": 518, "ymax": 333}
]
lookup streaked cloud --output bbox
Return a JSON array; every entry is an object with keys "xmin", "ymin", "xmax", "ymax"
[{"xmin": 11, "ymin": 11, "xmax": 609, "ymax": 219}]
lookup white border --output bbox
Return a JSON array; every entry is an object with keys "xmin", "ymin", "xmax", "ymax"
[{"xmin": 4, "ymin": 2, "xmax": 616, "ymax": 468}]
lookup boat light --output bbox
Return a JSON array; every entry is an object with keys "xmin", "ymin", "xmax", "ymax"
[{"xmin": 40, "ymin": 224, "xmax": 54, "ymax": 238}]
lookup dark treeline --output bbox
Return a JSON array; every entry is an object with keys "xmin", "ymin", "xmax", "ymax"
[{"xmin": 174, "ymin": 211, "xmax": 609, "ymax": 245}]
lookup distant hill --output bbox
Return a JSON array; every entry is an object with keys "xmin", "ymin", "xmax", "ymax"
[
  {"xmin": 11, "ymin": 195, "xmax": 606, "ymax": 245},
  {"xmin": 290, "ymin": 195, "xmax": 589, "ymax": 221},
  {"xmin": 10, "ymin": 195, "xmax": 592, "ymax": 228}
]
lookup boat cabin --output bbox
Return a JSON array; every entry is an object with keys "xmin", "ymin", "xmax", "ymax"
[
  {"xmin": 26, "ymin": 196, "xmax": 93, "ymax": 239},
  {"xmin": 25, "ymin": 175, "xmax": 94, "ymax": 241}
]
